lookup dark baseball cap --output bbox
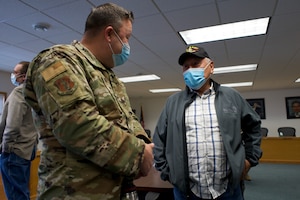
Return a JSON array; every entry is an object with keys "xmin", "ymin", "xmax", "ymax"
[{"xmin": 178, "ymin": 45, "xmax": 210, "ymax": 65}]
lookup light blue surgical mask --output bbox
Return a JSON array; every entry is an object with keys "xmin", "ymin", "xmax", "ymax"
[
  {"xmin": 183, "ymin": 62, "xmax": 211, "ymax": 90},
  {"xmin": 109, "ymin": 29, "xmax": 130, "ymax": 67},
  {"xmin": 10, "ymin": 73, "xmax": 20, "ymax": 86}
]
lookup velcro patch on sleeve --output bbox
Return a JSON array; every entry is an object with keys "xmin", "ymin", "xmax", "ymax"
[
  {"xmin": 55, "ymin": 76, "xmax": 77, "ymax": 95},
  {"xmin": 41, "ymin": 62, "xmax": 67, "ymax": 82}
]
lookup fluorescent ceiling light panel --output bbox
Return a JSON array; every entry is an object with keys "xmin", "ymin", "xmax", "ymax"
[
  {"xmin": 221, "ymin": 82, "xmax": 253, "ymax": 87},
  {"xmin": 149, "ymin": 88, "xmax": 182, "ymax": 93},
  {"xmin": 179, "ymin": 17, "xmax": 270, "ymax": 44},
  {"xmin": 295, "ymin": 78, "xmax": 300, "ymax": 83},
  {"xmin": 214, "ymin": 64, "xmax": 257, "ymax": 74},
  {"xmin": 119, "ymin": 74, "xmax": 160, "ymax": 83}
]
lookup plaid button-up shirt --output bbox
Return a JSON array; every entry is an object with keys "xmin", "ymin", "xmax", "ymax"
[{"xmin": 185, "ymin": 86, "xmax": 231, "ymax": 199}]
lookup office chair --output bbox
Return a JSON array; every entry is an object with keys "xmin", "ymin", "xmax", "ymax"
[
  {"xmin": 277, "ymin": 127, "xmax": 296, "ymax": 137},
  {"xmin": 261, "ymin": 127, "xmax": 268, "ymax": 137}
]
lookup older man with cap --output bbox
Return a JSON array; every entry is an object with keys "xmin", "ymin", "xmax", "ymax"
[{"xmin": 153, "ymin": 46, "xmax": 262, "ymax": 200}]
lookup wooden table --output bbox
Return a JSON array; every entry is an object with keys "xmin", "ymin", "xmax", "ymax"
[
  {"xmin": 134, "ymin": 167, "xmax": 173, "ymax": 199},
  {"xmin": 260, "ymin": 137, "xmax": 300, "ymax": 164},
  {"xmin": 0, "ymin": 173, "xmax": 5, "ymax": 200},
  {"xmin": 134, "ymin": 166, "xmax": 173, "ymax": 192}
]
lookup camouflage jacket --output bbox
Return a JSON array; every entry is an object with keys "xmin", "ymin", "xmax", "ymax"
[{"xmin": 23, "ymin": 41, "xmax": 151, "ymax": 200}]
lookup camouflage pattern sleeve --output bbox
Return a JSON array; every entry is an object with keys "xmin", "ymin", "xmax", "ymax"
[{"xmin": 120, "ymin": 86, "xmax": 152, "ymax": 144}]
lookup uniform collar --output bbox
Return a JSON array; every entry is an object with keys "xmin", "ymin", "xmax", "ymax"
[{"xmin": 72, "ymin": 40, "xmax": 108, "ymax": 71}]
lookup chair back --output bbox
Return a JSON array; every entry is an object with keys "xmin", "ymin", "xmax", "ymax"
[
  {"xmin": 261, "ymin": 127, "xmax": 268, "ymax": 137},
  {"xmin": 278, "ymin": 127, "xmax": 296, "ymax": 137}
]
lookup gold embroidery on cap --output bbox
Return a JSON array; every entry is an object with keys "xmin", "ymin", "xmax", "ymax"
[{"xmin": 186, "ymin": 46, "xmax": 199, "ymax": 53}]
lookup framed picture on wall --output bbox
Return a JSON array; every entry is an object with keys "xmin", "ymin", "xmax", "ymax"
[
  {"xmin": 246, "ymin": 98, "xmax": 266, "ymax": 119},
  {"xmin": 285, "ymin": 96, "xmax": 300, "ymax": 119}
]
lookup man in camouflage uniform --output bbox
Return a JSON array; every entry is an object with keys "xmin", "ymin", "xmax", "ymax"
[{"xmin": 23, "ymin": 3, "xmax": 154, "ymax": 200}]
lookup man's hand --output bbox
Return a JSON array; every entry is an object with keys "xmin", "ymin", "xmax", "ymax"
[
  {"xmin": 139, "ymin": 143, "xmax": 154, "ymax": 177},
  {"xmin": 241, "ymin": 159, "xmax": 251, "ymax": 180}
]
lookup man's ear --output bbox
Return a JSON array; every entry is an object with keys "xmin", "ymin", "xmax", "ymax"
[
  {"xmin": 209, "ymin": 61, "xmax": 214, "ymax": 74},
  {"xmin": 104, "ymin": 26, "xmax": 114, "ymax": 42}
]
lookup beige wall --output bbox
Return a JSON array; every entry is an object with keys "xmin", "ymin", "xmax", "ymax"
[{"xmin": 0, "ymin": 71, "xmax": 15, "ymax": 96}]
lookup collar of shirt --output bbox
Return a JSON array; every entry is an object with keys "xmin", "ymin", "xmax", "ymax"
[
  {"xmin": 185, "ymin": 83, "xmax": 229, "ymax": 199},
  {"xmin": 194, "ymin": 82, "xmax": 215, "ymax": 99}
]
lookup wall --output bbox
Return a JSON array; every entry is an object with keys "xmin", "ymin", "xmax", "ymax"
[
  {"xmin": 242, "ymin": 89, "xmax": 300, "ymax": 136},
  {"xmin": 130, "ymin": 88, "xmax": 300, "ymax": 138},
  {"xmin": 0, "ymin": 71, "xmax": 15, "ymax": 96}
]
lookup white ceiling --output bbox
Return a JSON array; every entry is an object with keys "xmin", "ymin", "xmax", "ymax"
[{"xmin": 1, "ymin": 0, "xmax": 300, "ymax": 98}]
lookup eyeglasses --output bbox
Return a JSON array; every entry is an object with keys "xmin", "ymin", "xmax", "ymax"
[{"xmin": 12, "ymin": 71, "xmax": 25, "ymax": 78}]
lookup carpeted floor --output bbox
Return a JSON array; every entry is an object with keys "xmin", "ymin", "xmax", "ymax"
[{"xmin": 244, "ymin": 163, "xmax": 300, "ymax": 200}]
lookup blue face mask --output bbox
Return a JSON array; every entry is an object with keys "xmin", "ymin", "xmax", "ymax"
[
  {"xmin": 10, "ymin": 73, "xmax": 20, "ymax": 86},
  {"xmin": 183, "ymin": 62, "xmax": 210, "ymax": 90},
  {"xmin": 109, "ymin": 29, "xmax": 130, "ymax": 67}
]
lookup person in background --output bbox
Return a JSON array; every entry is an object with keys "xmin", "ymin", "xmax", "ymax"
[
  {"xmin": 153, "ymin": 46, "xmax": 262, "ymax": 200},
  {"xmin": 0, "ymin": 61, "xmax": 38, "ymax": 200},
  {"xmin": 23, "ymin": 3, "xmax": 154, "ymax": 200}
]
